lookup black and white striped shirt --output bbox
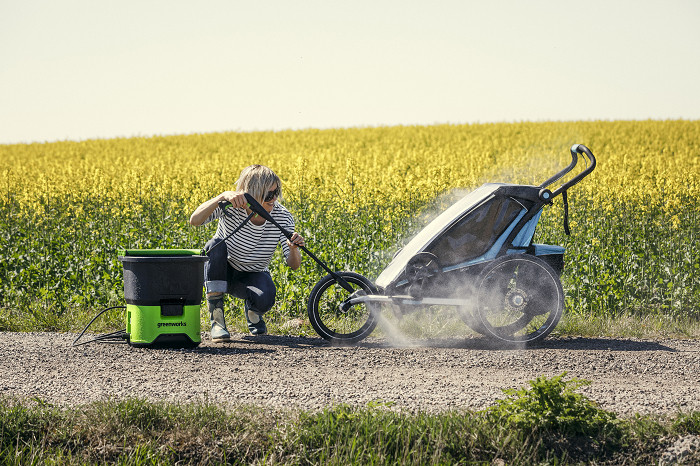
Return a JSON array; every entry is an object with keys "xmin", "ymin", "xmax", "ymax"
[{"xmin": 204, "ymin": 203, "xmax": 294, "ymax": 272}]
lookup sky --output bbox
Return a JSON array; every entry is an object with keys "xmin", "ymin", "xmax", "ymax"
[{"xmin": 1, "ymin": 0, "xmax": 699, "ymax": 145}]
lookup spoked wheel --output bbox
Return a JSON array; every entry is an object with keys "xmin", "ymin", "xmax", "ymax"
[
  {"xmin": 476, "ymin": 255, "xmax": 564, "ymax": 344},
  {"xmin": 307, "ymin": 272, "xmax": 379, "ymax": 344}
]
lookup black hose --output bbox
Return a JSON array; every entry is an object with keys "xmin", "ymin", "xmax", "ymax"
[
  {"xmin": 72, "ymin": 305, "xmax": 127, "ymax": 347},
  {"xmin": 203, "ymin": 207, "xmax": 256, "ymax": 255}
]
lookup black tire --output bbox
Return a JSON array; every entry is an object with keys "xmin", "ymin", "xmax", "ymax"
[
  {"xmin": 476, "ymin": 255, "xmax": 564, "ymax": 344},
  {"xmin": 307, "ymin": 272, "xmax": 378, "ymax": 344},
  {"xmin": 457, "ymin": 306, "xmax": 488, "ymax": 335}
]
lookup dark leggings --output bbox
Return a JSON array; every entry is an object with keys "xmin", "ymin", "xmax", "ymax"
[{"xmin": 203, "ymin": 238, "xmax": 276, "ymax": 314}]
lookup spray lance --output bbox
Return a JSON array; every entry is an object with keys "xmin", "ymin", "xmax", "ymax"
[{"xmin": 210, "ymin": 193, "xmax": 355, "ymax": 293}]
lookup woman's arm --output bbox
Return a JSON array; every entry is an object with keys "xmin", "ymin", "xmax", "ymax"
[{"xmin": 286, "ymin": 232, "xmax": 305, "ymax": 270}]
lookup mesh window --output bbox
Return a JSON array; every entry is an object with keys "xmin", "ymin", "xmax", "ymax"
[{"xmin": 426, "ymin": 197, "xmax": 524, "ymax": 266}]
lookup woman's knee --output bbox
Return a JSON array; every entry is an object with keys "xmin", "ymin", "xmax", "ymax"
[
  {"xmin": 204, "ymin": 238, "xmax": 229, "ymax": 294},
  {"xmin": 247, "ymin": 289, "xmax": 276, "ymax": 313},
  {"xmin": 204, "ymin": 238, "xmax": 227, "ymax": 261},
  {"xmin": 246, "ymin": 274, "xmax": 276, "ymax": 313}
]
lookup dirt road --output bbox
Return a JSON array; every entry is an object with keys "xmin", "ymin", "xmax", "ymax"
[{"xmin": 1, "ymin": 332, "xmax": 698, "ymax": 416}]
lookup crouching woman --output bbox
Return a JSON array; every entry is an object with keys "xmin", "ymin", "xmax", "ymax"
[{"xmin": 189, "ymin": 165, "xmax": 304, "ymax": 342}]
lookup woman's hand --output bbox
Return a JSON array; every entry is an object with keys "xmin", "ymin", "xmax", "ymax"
[
  {"xmin": 288, "ymin": 232, "xmax": 305, "ymax": 249},
  {"xmin": 220, "ymin": 191, "xmax": 247, "ymax": 209},
  {"xmin": 190, "ymin": 190, "xmax": 247, "ymax": 226}
]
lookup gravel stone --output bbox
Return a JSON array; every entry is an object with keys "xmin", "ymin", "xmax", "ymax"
[
  {"xmin": 659, "ymin": 435, "xmax": 700, "ymax": 465},
  {"xmin": 1, "ymin": 332, "xmax": 699, "ymax": 416}
]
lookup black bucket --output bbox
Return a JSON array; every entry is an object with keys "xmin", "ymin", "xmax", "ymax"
[{"xmin": 119, "ymin": 253, "xmax": 208, "ymax": 305}]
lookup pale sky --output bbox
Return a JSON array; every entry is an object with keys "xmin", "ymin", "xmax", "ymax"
[{"xmin": 1, "ymin": 0, "xmax": 698, "ymax": 145}]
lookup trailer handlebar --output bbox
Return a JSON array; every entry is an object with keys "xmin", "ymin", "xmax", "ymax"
[{"xmin": 539, "ymin": 144, "xmax": 597, "ymax": 198}]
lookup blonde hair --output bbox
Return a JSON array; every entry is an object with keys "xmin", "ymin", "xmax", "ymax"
[{"xmin": 235, "ymin": 165, "xmax": 282, "ymax": 204}]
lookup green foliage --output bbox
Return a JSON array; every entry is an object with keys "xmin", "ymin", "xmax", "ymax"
[
  {"xmin": 291, "ymin": 404, "xmax": 472, "ymax": 464},
  {"xmin": 0, "ymin": 398, "xmax": 61, "ymax": 451},
  {"xmin": 537, "ymin": 192, "xmax": 700, "ymax": 321},
  {"xmin": 0, "ymin": 398, "xmax": 278, "ymax": 465},
  {"xmin": 485, "ymin": 372, "xmax": 622, "ymax": 439},
  {"xmin": 671, "ymin": 411, "xmax": 700, "ymax": 435}
]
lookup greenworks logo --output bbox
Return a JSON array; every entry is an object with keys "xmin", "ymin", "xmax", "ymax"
[{"xmin": 157, "ymin": 322, "xmax": 187, "ymax": 328}]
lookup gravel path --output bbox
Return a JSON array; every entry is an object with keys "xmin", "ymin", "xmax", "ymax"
[{"xmin": 1, "ymin": 331, "xmax": 699, "ymax": 416}]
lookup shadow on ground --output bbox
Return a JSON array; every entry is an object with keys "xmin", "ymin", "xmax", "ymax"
[
  {"xmin": 74, "ymin": 332, "xmax": 679, "ymax": 353},
  {"xmin": 357, "ymin": 336, "xmax": 678, "ymax": 352}
]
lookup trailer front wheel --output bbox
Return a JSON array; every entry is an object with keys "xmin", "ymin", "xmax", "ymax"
[
  {"xmin": 307, "ymin": 272, "xmax": 378, "ymax": 344},
  {"xmin": 476, "ymin": 255, "xmax": 564, "ymax": 345}
]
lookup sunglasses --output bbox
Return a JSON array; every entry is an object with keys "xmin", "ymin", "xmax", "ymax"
[{"xmin": 264, "ymin": 186, "xmax": 281, "ymax": 202}]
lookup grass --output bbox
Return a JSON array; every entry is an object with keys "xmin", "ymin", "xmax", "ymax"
[
  {"xmin": 2, "ymin": 374, "xmax": 699, "ymax": 465},
  {"xmin": 557, "ymin": 311, "xmax": 700, "ymax": 340}
]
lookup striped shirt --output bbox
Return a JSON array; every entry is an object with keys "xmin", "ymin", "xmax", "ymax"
[{"xmin": 203, "ymin": 203, "xmax": 294, "ymax": 272}]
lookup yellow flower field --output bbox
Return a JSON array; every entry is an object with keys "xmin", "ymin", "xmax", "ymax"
[{"xmin": 4, "ymin": 120, "xmax": 699, "ymax": 212}]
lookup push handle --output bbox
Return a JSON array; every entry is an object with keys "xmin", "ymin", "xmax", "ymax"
[
  {"xmin": 551, "ymin": 144, "xmax": 597, "ymax": 197},
  {"xmin": 540, "ymin": 144, "xmax": 597, "ymax": 198}
]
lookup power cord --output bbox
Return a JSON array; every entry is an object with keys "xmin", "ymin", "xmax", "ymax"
[{"xmin": 72, "ymin": 305, "xmax": 128, "ymax": 347}]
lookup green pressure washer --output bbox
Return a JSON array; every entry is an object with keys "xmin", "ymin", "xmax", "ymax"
[
  {"xmin": 119, "ymin": 249, "xmax": 207, "ymax": 347},
  {"xmin": 73, "ymin": 248, "xmax": 208, "ymax": 348}
]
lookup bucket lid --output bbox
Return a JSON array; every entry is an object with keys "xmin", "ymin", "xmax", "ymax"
[{"xmin": 119, "ymin": 248, "xmax": 202, "ymax": 257}]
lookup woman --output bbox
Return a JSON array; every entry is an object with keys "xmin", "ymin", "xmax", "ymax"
[{"xmin": 190, "ymin": 165, "xmax": 305, "ymax": 342}]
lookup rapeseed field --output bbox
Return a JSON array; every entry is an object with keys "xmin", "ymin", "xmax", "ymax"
[{"xmin": 1, "ymin": 120, "xmax": 698, "ymax": 334}]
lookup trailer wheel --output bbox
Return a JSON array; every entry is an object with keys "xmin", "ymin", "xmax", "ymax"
[
  {"xmin": 308, "ymin": 272, "xmax": 379, "ymax": 344},
  {"xmin": 476, "ymin": 255, "xmax": 564, "ymax": 345}
]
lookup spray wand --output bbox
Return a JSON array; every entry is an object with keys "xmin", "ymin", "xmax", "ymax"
[{"xmin": 213, "ymin": 194, "xmax": 355, "ymax": 293}]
